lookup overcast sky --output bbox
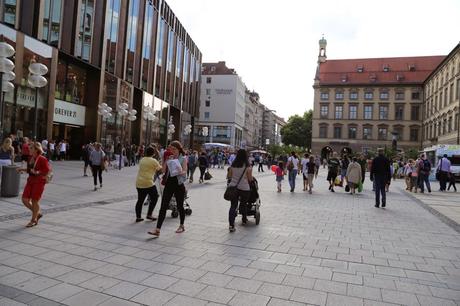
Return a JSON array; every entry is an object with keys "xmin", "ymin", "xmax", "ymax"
[{"xmin": 167, "ymin": 0, "xmax": 460, "ymax": 120}]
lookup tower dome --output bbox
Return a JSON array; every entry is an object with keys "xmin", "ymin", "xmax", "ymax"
[{"xmin": 319, "ymin": 36, "xmax": 327, "ymax": 49}]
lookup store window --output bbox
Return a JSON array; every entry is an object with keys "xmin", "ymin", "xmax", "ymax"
[
  {"xmin": 125, "ymin": 0, "xmax": 139, "ymax": 82},
  {"xmin": 104, "ymin": 0, "xmax": 121, "ymax": 74},
  {"xmin": 41, "ymin": 0, "xmax": 62, "ymax": 47},
  {"xmin": 213, "ymin": 126, "xmax": 231, "ymax": 138},
  {"xmin": 75, "ymin": 0, "xmax": 95, "ymax": 61}
]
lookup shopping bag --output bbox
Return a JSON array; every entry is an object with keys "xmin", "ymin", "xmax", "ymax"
[
  {"xmin": 204, "ymin": 170, "xmax": 212, "ymax": 181},
  {"xmin": 357, "ymin": 181, "xmax": 363, "ymax": 192},
  {"xmin": 345, "ymin": 185, "xmax": 350, "ymax": 192},
  {"xmin": 334, "ymin": 177, "xmax": 341, "ymax": 186}
]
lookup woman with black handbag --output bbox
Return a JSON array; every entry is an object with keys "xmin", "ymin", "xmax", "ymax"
[{"xmin": 226, "ymin": 149, "xmax": 253, "ymax": 232}]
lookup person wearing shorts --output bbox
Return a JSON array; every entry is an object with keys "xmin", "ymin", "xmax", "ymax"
[{"xmin": 18, "ymin": 142, "xmax": 50, "ymax": 227}]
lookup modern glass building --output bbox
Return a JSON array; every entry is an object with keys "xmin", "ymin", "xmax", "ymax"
[{"xmin": 0, "ymin": 0, "xmax": 202, "ymax": 158}]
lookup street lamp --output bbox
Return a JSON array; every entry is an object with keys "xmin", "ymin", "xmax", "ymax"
[
  {"xmin": 142, "ymin": 106, "xmax": 157, "ymax": 145},
  {"xmin": 116, "ymin": 102, "xmax": 136, "ymax": 170},
  {"xmin": 0, "ymin": 41, "xmax": 15, "ymax": 140},
  {"xmin": 97, "ymin": 103, "xmax": 113, "ymax": 147},
  {"xmin": 167, "ymin": 116, "xmax": 175, "ymax": 142},
  {"xmin": 28, "ymin": 61, "xmax": 48, "ymax": 141}
]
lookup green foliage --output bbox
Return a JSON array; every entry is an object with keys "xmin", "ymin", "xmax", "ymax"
[
  {"xmin": 405, "ymin": 148, "xmax": 419, "ymax": 160},
  {"xmin": 280, "ymin": 110, "xmax": 312, "ymax": 149},
  {"xmin": 267, "ymin": 144, "xmax": 307, "ymax": 157}
]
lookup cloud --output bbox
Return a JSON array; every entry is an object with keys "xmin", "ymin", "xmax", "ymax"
[{"xmin": 167, "ymin": 0, "xmax": 460, "ymax": 119}]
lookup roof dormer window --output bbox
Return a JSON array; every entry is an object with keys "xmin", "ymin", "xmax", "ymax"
[
  {"xmin": 383, "ymin": 65, "xmax": 390, "ymax": 72},
  {"xmin": 408, "ymin": 64, "xmax": 416, "ymax": 71},
  {"xmin": 369, "ymin": 74, "xmax": 377, "ymax": 82},
  {"xmin": 341, "ymin": 74, "xmax": 347, "ymax": 83},
  {"xmin": 357, "ymin": 65, "xmax": 364, "ymax": 73}
]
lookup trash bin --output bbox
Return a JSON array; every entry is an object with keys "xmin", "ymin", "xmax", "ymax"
[{"xmin": 1, "ymin": 165, "xmax": 20, "ymax": 197}]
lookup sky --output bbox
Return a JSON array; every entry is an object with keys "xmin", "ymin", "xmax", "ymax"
[{"xmin": 167, "ymin": 0, "xmax": 460, "ymax": 120}]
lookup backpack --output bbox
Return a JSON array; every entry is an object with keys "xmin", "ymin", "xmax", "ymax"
[{"xmin": 422, "ymin": 159, "xmax": 431, "ymax": 172}]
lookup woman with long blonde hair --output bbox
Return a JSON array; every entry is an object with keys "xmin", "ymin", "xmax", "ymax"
[{"xmin": 0, "ymin": 137, "xmax": 15, "ymax": 166}]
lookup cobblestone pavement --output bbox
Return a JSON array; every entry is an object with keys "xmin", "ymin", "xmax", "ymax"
[{"xmin": 0, "ymin": 165, "xmax": 460, "ymax": 305}]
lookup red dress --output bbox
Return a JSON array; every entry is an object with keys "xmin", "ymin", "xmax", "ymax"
[{"xmin": 22, "ymin": 155, "xmax": 50, "ymax": 200}]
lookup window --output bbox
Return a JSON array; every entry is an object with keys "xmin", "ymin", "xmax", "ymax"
[
  {"xmin": 2, "ymin": 0, "xmax": 17, "ymax": 26},
  {"xmin": 383, "ymin": 65, "xmax": 390, "ymax": 72},
  {"xmin": 443, "ymin": 119, "xmax": 447, "ymax": 134},
  {"xmin": 320, "ymin": 92, "xmax": 329, "ymax": 100},
  {"xmin": 444, "ymin": 88, "xmax": 448, "ymax": 106},
  {"xmin": 335, "ymin": 92, "xmax": 344, "ymax": 100},
  {"xmin": 395, "ymin": 91, "xmax": 405, "ymax": 100},
  {"xmin": 457, "ymin": 79, "xmax": 460, "ymax": 100},
  {"xmin": 319, "ymin": 125, "xmax": 328, "ymax": 138},
  {"xmin": 411, "ymin": 92, "xmax": 420, "ymax": 100},
  {"xmin": 364, "ymin": 105, "xmax": 373, "ymax": 119},
  {"xmin": 348, "ymin": 127, "xmax": 357, "ymax": 139},
  {"xmin": 205, "ymin": 100, "xmax": 210, "ymax": 107},
  {"xmin": 393, "ymin": 127, "xmax": 403, "ymax": 140},
  {"xmin": 333, "ymin": 126, "xmax": 342, "ymax": 139},
  {"xmin": 141, "ymin": 0, "xmax": 154, "ymax": 90},
  {"xmin": 379, "ymin": 92, "xmax": 389, "ymax": 100},
  {"xmin": 335, "ymin": 105, "xmax": 343, "ymax": 119},
  {"xmin": 364, "ymin": 92, "xmax": 373, "ymax": 100},
  {"xmin": 456, "ymin": 114, "xmax": 459, "ymax": 131},
  {"xmin": 379, "ymin": 105, "xmax": 388, "ymax": 120},
  {"xmin": 205, "ymin": 89, "xmax": 211, "ymax": 95},
  {"xmin": 410, "ymin": 128, "xmax": 419, "ymax": 141},
  {"xmin": 204, "ymin": 112, "xmax": 210, "ymax": 119},
  {"xmin": 450, "ymin": 83, "xmax": 454, "ymax": 104},
  {"xmin": 41, "ymin": 0, "xmax": 62, "ymax": 46},
  {"xmin": 206, "ymin": 77, "xmax": 212, "ymax": 84},
  {"xmin": 378, "ymin": 128, "xmax": 388, "ymax": 140},
  {"xmin": 75, "ymin": 0, "xmax": 95, "ymax": 61},
  {"xmin": 410, "ymin": 105, "xmax": 420, "ymax": 121},
  {"xmin": 363, "ymin": 127, "xmax": 372, "ymax": 140},
  {"xmin": 105, "ymin": 0, "xmax": 121, "ymax": 73},
  {"xmin": 349, "ymin": 105, "xmax": 357, "ymax": 119},
  {"xmin": 124, "ymin": 0, "xmax": 139, "ymax": 81},
  {"xmin": 320, "ymin": 105, "xmax": 328, "ymax": 118},
  {"xmin": 448, "ymin": 116, "xmax": 452, "ymax": 133},
  {"xmin": 395, "ymin": 105, "xmax": 404, "ymax": 120},
  {"xmin": 349, "ymin": 92, "xmax": 358, "ymax": 100}
]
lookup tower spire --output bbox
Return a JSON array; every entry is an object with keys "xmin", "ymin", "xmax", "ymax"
[{"xmin": 318, "ymin": 35, "xmax": 327, "ymax": 63}]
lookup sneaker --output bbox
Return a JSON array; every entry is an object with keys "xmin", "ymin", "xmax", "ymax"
[
  {"xmin": 330, "ymin": 189, "xmax": 335, "ymax": 192},
  {"xmin": 146, "ymin": 216, "xmax": 157, "ymax": 221},
  {"xmin": 100, "ymin": 184, "xmax": 103, "ymax": 188},
  {"xmin": 382, "ymin": 203, "xmax": 386, "ymax": 208},
  {"xmin": 136, "ymin": 218, "xmax": 144, "ymax": 222},
  {"xmin": 375, "ymin": 204, "xmax": 380, "ymax": 208},
  {"xmin": 229, "ymin": 226, "xmax": 235, "ymax": 232}
]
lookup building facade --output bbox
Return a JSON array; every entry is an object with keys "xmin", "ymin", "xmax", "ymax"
[
  {"xmin": 422, "ymin": 43, "xmax": 460, "ymax": 147},
  {"xmin": 262, "ymin": 108, "xmax": 285, "ymax": 148},
  {"xmin": 0, "ymin": 0, "xmax": 202, "ymax": 157},
  {"xmin": 196, "ymin": 62, "xmax": 245, "ymax": 147},
  {"xmin": 243, "ymin": 90, "xmax": 264, "ymax": 149},
  {"xmin": 311, "ymin": 37, "xmax": 444, "ymax": 157}
]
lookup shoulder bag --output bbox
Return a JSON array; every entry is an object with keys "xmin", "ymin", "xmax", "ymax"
[
  {"xmin": 224, "ymin": 167, "xmax": 246, "ymax": 201},
  {"xmin": 435, "ymin": 159, "xmax": 442, "ymax": 181}
]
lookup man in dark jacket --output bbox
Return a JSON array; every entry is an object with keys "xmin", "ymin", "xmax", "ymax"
[{"xmin": 370, "ymin": 148, "xmax": 391, "ymax": 208}]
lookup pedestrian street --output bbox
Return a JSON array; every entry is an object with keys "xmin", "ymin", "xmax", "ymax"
[{"xmin": 0, "ymin": 163, "xmax": 459, "ymax": 306}]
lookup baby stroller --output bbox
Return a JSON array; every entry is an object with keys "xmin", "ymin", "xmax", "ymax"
[
  {"xmin": 239, "ymin": 178, "xmax": 261, "ymax": 225},
  {"xmin": 144, "ymin": 177, "xmax": 192, "ymax": 218}
]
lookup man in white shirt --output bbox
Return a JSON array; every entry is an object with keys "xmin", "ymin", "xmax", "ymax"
[
  {"xmin": 301, "ymin": 153, "xmax": 310, "ymax": 191},
  {"xmin": 287, "ymin": 152, "xmax": 299, "ymax": 192},
  {"xmin": 41, "ymin": 139, "xmax": 48, "ymax": 159}
]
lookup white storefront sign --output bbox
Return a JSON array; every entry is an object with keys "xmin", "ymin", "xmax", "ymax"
[{"xmin": 53, "ymin": 99, "xmax": 86, "ymax": 126}]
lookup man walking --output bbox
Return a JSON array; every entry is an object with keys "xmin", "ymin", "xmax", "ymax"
[
  {"xmin": 418, "ymin": 154, "xmax": 432, "ymax": 193},
  {"xmin": 437, "ymin": 154, "xmax": 451, "ymax": 191},
  {"xmin": 370, "ymin": 148, "xmax": 391, "ymax": 208}
]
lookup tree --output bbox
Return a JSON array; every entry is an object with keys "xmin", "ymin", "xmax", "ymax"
[{"xmin": 280, "ymin": 110, "xmax": 312, "ymax": 148}]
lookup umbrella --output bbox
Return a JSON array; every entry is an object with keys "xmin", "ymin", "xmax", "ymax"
[{"xmin": 250, "ymin": 150, "xmax": 267, "ymax": 154}]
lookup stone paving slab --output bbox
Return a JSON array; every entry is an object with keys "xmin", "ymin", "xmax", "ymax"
[{"xmin": 0, "ymin": 167, "xmax": 460, "ymax": 305}]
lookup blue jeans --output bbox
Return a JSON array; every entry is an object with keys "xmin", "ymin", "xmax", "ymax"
[
  {"xmin": 288, "ymin": 170, "xmax": 297, "ymax": 191},
  {"xmin": 374, "ymin": 176, "xmax": 386, "ymax": 206},
  {"xmin": 419, "ymin": 173, "xmax": 431, "ymax": 192}
]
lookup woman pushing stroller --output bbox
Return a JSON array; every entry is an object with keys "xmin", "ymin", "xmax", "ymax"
[{"xmin": 226, "ymin": 149, "xmax": 254, "ymax": 232}]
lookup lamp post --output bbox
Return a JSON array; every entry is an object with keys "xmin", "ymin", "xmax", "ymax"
[
  {"xmin": 28, "ymin": 61, "xmax": 48, "ymax": 141},
  {"xmin": 117, "ymin": 102, "xmax": 136, "ymax": 170},
  {"xmin": 167, "ymin": 116, "xmax": 175, "ymax": 143},
  {"xmin": 97, "ymin": 103, "xmax": 113, "ymax": 148},
  {"xmin": 0, "ymin": 42, "xmax": 15, "ymax": 140},
  {"xmin": 143, "ymin": 106, "xmax": 157, "ymax": 145}
]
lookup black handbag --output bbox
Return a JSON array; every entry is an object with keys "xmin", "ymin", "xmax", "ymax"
[
  {"xmin": 204, "ymin": 170, "xmax": 212, "ymax": 180},
  {"xmin": 224, "ymin": 167, "xmax": 246, "ymax": 201},
  {"xmin": 435, "ymin": 159, "xmax": 442, "ymax": 180}
]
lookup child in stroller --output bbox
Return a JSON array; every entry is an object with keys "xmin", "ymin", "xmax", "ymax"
[{"xmin": 239, "ymin": 178, "xmax": 261, "ymax": 225}]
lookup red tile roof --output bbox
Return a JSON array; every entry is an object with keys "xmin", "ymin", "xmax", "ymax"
[{"xmin": 318, "ymin": 56, "xmax": 445, "ymax": 85}]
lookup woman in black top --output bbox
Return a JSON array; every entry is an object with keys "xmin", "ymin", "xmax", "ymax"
[{"xmin": 198, "ymin": 152, "xmax": 208, "ymax": 183}]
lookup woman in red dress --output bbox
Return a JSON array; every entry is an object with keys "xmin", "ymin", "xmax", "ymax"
[{"xmin": 17, "ymin": 142, "xmax": 50, "ymax": 227}]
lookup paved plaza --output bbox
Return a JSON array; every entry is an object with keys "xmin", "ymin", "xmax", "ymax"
[{"xmin": 0, "ymin": 162, "xmax": 460, "ymax": 305}]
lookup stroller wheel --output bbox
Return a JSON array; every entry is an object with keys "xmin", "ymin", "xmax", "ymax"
[
  {"xmin": 255, "ymin": 211, "xmax": 260, "ymax": 225},
  {"xmin": 171, "ymin": 210, "xmax": 179, "ymax": 218},
  {"xmin": 185, "ymin": 208, "xmax": 192, "ymax": 216}
]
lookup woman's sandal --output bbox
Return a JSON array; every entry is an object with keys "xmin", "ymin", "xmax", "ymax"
[
  {"xmin": 175, "ymin": 225, "xmax": 185, "ymax": 233},
  {"xmin": 26, "ymin": 221, "xmax": 38, "ymax": 228},
  {"xmin": 148, "ymin": 229, "xmax": 160, "ymax": 237}
]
